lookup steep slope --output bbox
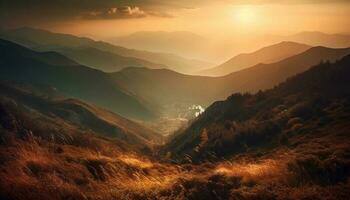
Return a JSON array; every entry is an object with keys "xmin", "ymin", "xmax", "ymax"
[
  {"xmin": 111, "ymin": 47, "xmax": 350, "ymax": 118},
  {"xmin": 222, "ymin": 46, "xmax": 350, "ymax": 93},
  {"xmin": 0, "ymin": 39, "xmax": 155, "ymax": 120},
  {"xmin": 111, "ymin": 67, "xmax": 219, "ymax": 117},
  {"xmin": 0, "ymin": 82, "xmax": 179, "ymax": 200},
  {"xmin": 0, "ymin": 27, "xmax": 210, "ymax": 74},
  {"xmin": 200, "ymin": 41, "xmax": 311, "ymax": 76},
  {"xmin": 164, "ymin": 54, "xmax": 350, "ymax": 162},
  {"xmin": 0, "ymin": 82, "xmax": 162, "ymax": 150}
]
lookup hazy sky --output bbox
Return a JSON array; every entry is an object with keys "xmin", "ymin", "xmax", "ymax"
[{"xmin": 1, "ymin": 0, "xmax": 350, "ymax": 40}]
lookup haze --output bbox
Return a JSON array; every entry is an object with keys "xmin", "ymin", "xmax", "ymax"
[{"xmin": 1, "ymin": 0, "xmax": 350, "ymax": 62}]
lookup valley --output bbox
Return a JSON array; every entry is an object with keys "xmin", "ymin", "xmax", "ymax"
[{"xmin": 0, "ymin": 25, "xmax": 350, "ymax": 200}]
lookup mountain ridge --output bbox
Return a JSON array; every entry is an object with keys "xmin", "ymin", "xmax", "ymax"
[
  {"xmin": 164, "ymin": 53, "xmax": 350, "ymax": 162},
  {"xmin": 0, "ymin": 27, "xmax": 211, "ymax": 74},
  {"xmin": 0, "ymin": 38, "xmax": 155, "ymax": 120},
  {"xmin": 199, "ymin": 41, "xmax": 311, "ymax": 76},
  {"xmin": 112, "ymin": 46, "xmax": 350, "ymax": 119}
]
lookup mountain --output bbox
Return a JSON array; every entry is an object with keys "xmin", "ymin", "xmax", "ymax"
[
  {"xmin": 0, "ymin": 82, "xmax": 162, "ymax": 150},
  {"xmin": 199, "ymin": 41, "xmax": 311, "ymax": 76},
  {"xmin": 108, "ymin": 31, "xmax": 213, "ymax": 62},
  {"xmin": 1, "ymin": 36, "xmax": 349, "ymax": 200},
  {"xmin": 287, "ymin": 31, "xmax": 350, "ymax": 48},
  {"xmin": 0, "ymin": 82, "xmax": 175, "ymax": 200},
  {"xmin": 221, "ymin": 46, "xmax": 350, "ymax": 93},
  {"xmin": 1, "ymin": 53, "xmax": 349, "ymax": 200},
  {"xmin": 0, "ymin": 39, "xmax": 155, "ymax": 120},
  {"xmin": 111, "ymin": 67, "xmax": 219, "ymax": 118},
  {"xmin": 111, "ymin": 46, "xmax": 350, "ymax": 118},
  {"xmin": 164, "ymin": 53, "xmax": 350, "ymax": 162},
  {"xmin": 51, "ymin": 46, "xmax": 168, "ymax": 72},
  {"xmin": 0, "ymin": 27, "xmax": 210, "ymax": 73}
]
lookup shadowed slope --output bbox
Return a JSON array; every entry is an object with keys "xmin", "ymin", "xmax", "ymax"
[
  {"xmin": 112, "ymin": 46, "xmax": 350, "ymax": 118},
  {"xmin": 0, "ymin": 39, "xmax": 155, "ymax": 120},
  {"xmin": 164, "ymin": 54, "xmax": 350, "ymax": 162},
  {"xmin": 0, "ymin": 82, "xmax": 162, "ymax": 150},
  {"xmin": 0, "ymin": 27, "xmax": 209, "ymax": 74}
]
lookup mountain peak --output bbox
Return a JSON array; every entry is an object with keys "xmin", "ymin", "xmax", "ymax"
[{"xmin": 199, "ymin": 41, "xmax": 312, "ymax": 76}]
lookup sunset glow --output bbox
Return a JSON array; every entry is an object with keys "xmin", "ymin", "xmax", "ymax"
[{"xmin": 0, "ymin": 1, "xmax": 350, "ymax": 199}]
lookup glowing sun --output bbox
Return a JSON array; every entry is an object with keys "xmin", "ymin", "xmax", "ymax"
[{"xmin": 234, "ymin": 7, "xmax": 257, "ymax": 25}]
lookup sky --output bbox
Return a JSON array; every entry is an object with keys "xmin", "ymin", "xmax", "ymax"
[
  {"xmin": 1, "ymin": 0, "xmax": 350, "ymax": 39},
  {"xmin": 1, "ymin": 0, "xmax": 350, "ymax": 62}
]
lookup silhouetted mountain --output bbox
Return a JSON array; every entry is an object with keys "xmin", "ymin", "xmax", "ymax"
[
  {"xmin": 0, "ymin": 27, "xmax": 210, "ymax": 73},
  {"xmin": 52, "ymin": 46, "xmax": 168, "ymax": 72},
  {"xmin": 287, "ymin": 31, "xmax": 350, "ymax": 48},
  {"xmin": 108, "ymin": 31, "xmax": 213, "ymax": 63},
  {"xmin": 199, "ymin": 41, "xmax": 311, "ymax": 76},
  {"xmin": 164, "ymin": 54, "xmax": 350, "ymax": 162},
  {"xmin": 221, "ymin": 46, "xmax": 350, "ymax": 93},
  {"xmin": 112, "ymin": 46, "xmax": 350, "ymax": 118},
  {"xmin": 0, "ymin": 39, "xmax": 155, "ymax": 120}
]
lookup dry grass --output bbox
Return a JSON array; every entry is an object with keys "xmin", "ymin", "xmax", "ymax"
[{"xmin": 0, "ymin": 121, "xmax": 349, "ymax": 200}]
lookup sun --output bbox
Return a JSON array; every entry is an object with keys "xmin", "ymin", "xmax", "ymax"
[{"xmin": 234, "ymin": 6, "xmax": 257, "ymax": 25}]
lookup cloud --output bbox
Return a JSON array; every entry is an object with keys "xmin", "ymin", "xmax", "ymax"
[
  {"xmin": 81, "ymin": 6, "xmax": 173, "ymax": 20},
  {"xmin": 0, "ymin": 0, "xmax": 348, "ymax": 26},
  {"xmin": 82, "ymin": 6, "xmax": 147, "ymax": 20},
  {"xmin": 0, "ymin": 0, "xmax": 175, "ymax": 26}
]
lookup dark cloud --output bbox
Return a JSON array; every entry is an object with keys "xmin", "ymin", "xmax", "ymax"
[{"xmin": 0, "ymin": 0, "xmax": 175, "ymax": 26}]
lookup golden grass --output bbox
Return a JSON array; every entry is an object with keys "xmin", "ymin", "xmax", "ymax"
[
  {"xmin": 214, "ymin": 159, "xmax": 290, "ymax": 184},
  {"xmin": 1, "ymin": 126, "xmax": 349, "ymax": 200}
]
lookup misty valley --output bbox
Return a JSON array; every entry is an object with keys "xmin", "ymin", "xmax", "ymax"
[{"xmin": 1, "ymin": 4, "xmax": 350, "ymax": 200}]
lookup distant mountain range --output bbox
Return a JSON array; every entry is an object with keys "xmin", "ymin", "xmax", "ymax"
[
  {"xmin": 0, "ymin": 39, "xmax": 155, "ymax": 120},
  {"xmin": 112, "ymin": 46, "xmax": 350, "ymax": 118},
  {"xmin": 0, "ymin": 27, "xmax": 211, "ymax": 74},
  {"xmin": 284, "ymin": 31, "xmax": 350, "ymax": 48},
  {"xmin": 107, "ymin": 31, "xmax": 350, "ymax": 65},
  {"xmin": 164, "ymin": 53, "xmax": 350, "ymax": 162},
  {"xmin": 51, "ymin": 46, "xmax": 168, "ymax": 72},
  {"xmin": 2, "ymin": 36, "xmax": 348, "ymax": 121},
  {"xmin": 108, "ymin": 31, "xmax": 212, "ymax": 62},
  {"xmin": 199, "ymin": 41, "xmax": 311, "ymax": 76}
]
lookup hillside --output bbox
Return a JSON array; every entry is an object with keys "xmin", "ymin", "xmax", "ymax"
[
  {"xmin": 0, "ymin": 39, "xmax": 155, "ymax": 120},
  {"xmin": 111, "ymin": 46, "xmax": 350, "ymax": 118},
  {"xmin": 0, "ymin": 27, "xmax": 210, "ymax": 74},
  {"xmin": 199, "ymin": 41, "xmax": 311, "ymax": 76},
  {"xmin": 0, "ymin": 83, "xmax": 162, "ymax": 150},
  {"xmin": 1, "ymin": 56, "xmax": 349, "ymax": 200},
  {"xmin": 51, "ymin": 46, "xmax": 168, "ymax": 72},
  {"xmin": 111, "ymin": 67, "xmax": 218, "ymax": 117},
  {"xmin": 164, "ymin": 54, "xmax": 350, "ymax": 162},
  {"xmin": 221, "ymin": 46, "xmax": 350, "ymax": 93},
  {"xmin": 0, "ymin": 82, "xmax": 182, "ymax": 200}
]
